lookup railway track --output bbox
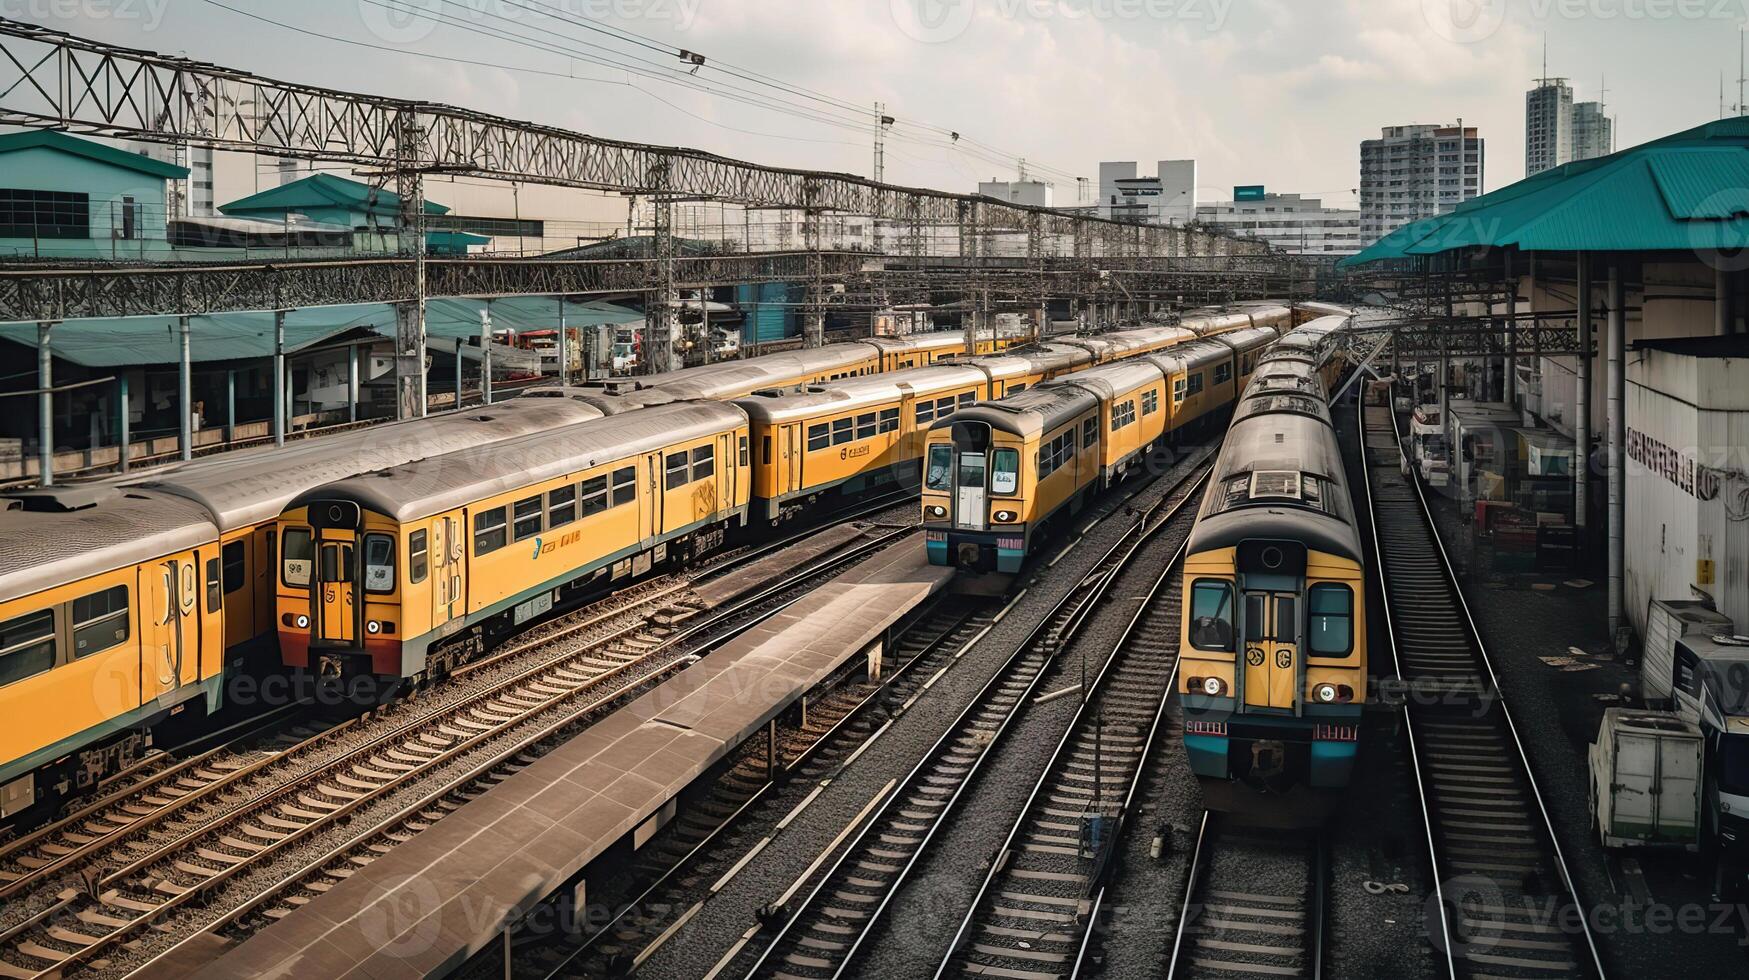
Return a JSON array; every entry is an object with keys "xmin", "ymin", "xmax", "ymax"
[
  {"xmin": 933, "ymin": 478, "xmax": 1202, "ymax": 979},
  {"xmin": 512, "ymin": 600, "xmax": 1000, "ymax": 979},
  {"xmin": 739, "ymin": 459, "xmax": 1216, "ymax": 980},
  {"xmin": 0, "ymin": 523, "xmax": 912, "ymax": 980},
  {"xmin": 1360, "ymin": 400, "xmax": 1604, "ymax": 980},
  {"xmin": 1166, "ymin": 813, "xmax": 1327, "ymax": 980}
]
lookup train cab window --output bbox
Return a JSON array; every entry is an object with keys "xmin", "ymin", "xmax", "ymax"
[
  {"xmin": 1244, "ymin": 594, "xmax": 1267, "ymax": 643},
  {"xmin": 205, "ymin": 557, "xmax": 222, "ymax": 613},
  {"xmin": 1189, "ymin": 580, "xmax": 1235, "ymax": 651},
  {"xmin": 665, "ymin": 451, "xmax": 690, "ymax": 489},
  {"xmin": 856, "ymin": 413, "xmax": 877, "ymax": 440},
  {"xmin": 925, "ymin": 445, "xmax": 953, "ymax": 491},
  {"xmin": 832, "ymin": 418, "xmax": 853, "ymax": 445},
  {"xmin": 1142, "ymin": 390, "xmax": 1159, "ymax": 416},
  {"xmin": 319, "ymin": 545, "xmax": 353, "ymax": 586},
  {"xmin": 878, "ymin": 408, "xmax": 899, "ymax": 433},
  {"xmin": 1308, "ymin": 584, "xmax": 1352, "ymax": 656},
  {"xmin": 808, "ymin": 424, "xmax": 830, "ymax": 452},
  {"xmin": 409, "ymin": 530, "xmax": 429, "ymax": 585},
  {"xmin": 474, "ymin": 507, "xmax": 508, "ymax": 556},
  {"xmin": 222, "ymin": 541, "xmax": 247, "ymax": 595},
  {"xmin": 512, "ymin": 496, "xmax": 543, "ymax": 540},
  {"xmin": 0, "ymin": 609, "xmax": 56, "ymax": 686},
  {"xmin": 692, "ymin": 445, "xmax": 715, "ymax": 480},
  {"xmin": 762, "ymin": 436, "xmax": 773, "ymax": 465},
  {"xmin": 363, "ymin": 534, "xmax": 396, "ymax": 593},
  {"xmin": 1083, "ymin": 417, "xmax": 1097, "ymax": 449},
  {"xmin": 1274, "ymin": 595, "xmax": 1296, "ymax": 640},
  {"xmin": 580, "ymin": 477, "xmax": 609, "ymax": 517},
  {"xmin": 548, "ymin": 485, "xmax": 578, "ymax": 527},
  {"xmin": 610, "ymin": 467, "xmax": 638, "ymax": 506},
  {"xmin": 991, "ymin": 449, "xmax": 1020, "ymax": 494},
  {"xmin": 72, "ymin": 586, "xmax": 128, "ymax": 658},
  {"xmin": 282, "ymin": 528, "xmax": 314, "ymax": 586}
]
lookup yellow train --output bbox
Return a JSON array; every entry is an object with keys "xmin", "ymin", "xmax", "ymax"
[
  {"xmin": 919, "ymin": 322, "xmax": 1285, "ymax": 572},
  {"xmin": 1177, "ymin": 316, "xmax": 1365, "ymax": 820}
]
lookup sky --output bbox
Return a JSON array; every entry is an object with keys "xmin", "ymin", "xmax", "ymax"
[{"xmin": 12, "ymin": 0, "xmax": 1743, "ymax": 210}]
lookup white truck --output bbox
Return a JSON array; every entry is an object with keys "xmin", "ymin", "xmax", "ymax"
[{"xmin": 1589, "ymin": 707, "xmax": 1703, "ymax": 851}]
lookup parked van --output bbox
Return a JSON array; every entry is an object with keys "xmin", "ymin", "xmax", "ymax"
[{"xmin": 1589, "ymin": 708, "xmax": 1703, "ymax": 850}]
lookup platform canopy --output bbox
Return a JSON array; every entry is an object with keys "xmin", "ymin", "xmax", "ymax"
[
  {"xmin": 1341, "ymin": 116, "xmax": 1749, "ymax": 267},
  {"xmin": 0, "ymin": 297, "xmax": 643, "ymax": 367}
]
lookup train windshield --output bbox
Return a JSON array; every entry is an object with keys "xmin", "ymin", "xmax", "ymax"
[
  {"xmin": 1189, "ymin": 580, "xmax": 1235, "ymax": 651},
  {"xmin": 925, "ymin": 444, "xmax": 953, "ymax": 491},
  {"xmin": 1720, "ymin": 734, "xmax": 1749, "ymax": 797},
  {"xmin": 991, "ymin": 449, "xmax": 1019, "ymax": 494}
]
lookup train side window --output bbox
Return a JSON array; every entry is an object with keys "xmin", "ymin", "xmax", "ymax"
[
  {"xmin": 282, "ymin": 528, "xmax": 314, "ymax": 586},
  {"xmin": 832, "ymin": 417, "xmax": 853, "ymax": 445},
  {"xmin": 205, "ymin": 557, "xmax": 222, "ymax": 613},
  {"xmin": 580, "ymin": 476, "xmax": 609, "ymax": 517},
  {"xmin": 739, "ymin": 435, "xmax": 749, "ymax": 467},
  {"xmin": 936, "ymin": 397, "xmax": 955, "ymax": 417},
  {"xmin": 916, "ymin": 402, "xmax": 935, "ymax": 426},
  {"xmin": 665, "ymin": 451, "xmax": 690, "ymax": 489},
  {"xmin": 548, "ymin": 484, "xmax": 578, "ymax": 527},
  {"xmin": 1215, "ymin": 363, "xmax": 1233, "ymax": 384},
  {"xmin": 762, "ymin": 436, "xmax": 773, "ymax": 465},
  {"xmin": 72, "ymin": 586, "xmax": 129, "ymax": 658},
  {"xmin": 1173, "ymin": 378, "xmax": 1187, "ymax": 403},
  {"xmin": 512, "ymin": 496, "xmax": 543, "ymax": 541},
  {"xmin": 958, "ymin": 392, "xmax": 974, "ymax": 408},
  {"xmin": 363, "ymin": 535, "xmax": 396, "ymax": 593},
  {"xmin": 856, "ymin": 413, "xmax": 877, "ymax": 440},
  {"xmin": 692, "ymin": 445, "xmax": 715, "ymax": 480},
  {"xmin": 991, "ymin": 449, "xmax": 1020, "ymax": 494},
  {"xmin": 1142, "ymin": 390, "xmax": 1159, "ymax": 415},
  {"xmin": 1187, "ymin": 373, "xmax": 1205, "ymax": 396},
  {"xmin": 474, "ymin": 507, "xmax": 508, "ymax": 556},
  {"xmin": 1010, "ymin": 383, "xmax": 1026, "ymax": 394},
  {"xmin": 808, "ymin": 424, "xmax": 830, "ymax": 452},
  {"xmin": 409, "ymin": 530, "xmax": 429, "ymax": 585},
  {"xmin": 0, "ymin": 609, "xmax": 56, "ymax": 686},
  {"xmin": 222, "ymin": 541, "xmax": 247, "ymax": 594},
  {"xmin": 878, "ymin": 408, "xmax": 899, "ymax": 433},
  {"xmin": 1308, "ymin": 584, "xmax": 1352, "ymax": 655},
  {"xmin": 924, "ymin": 444, "xmax": 953, "ymax": 490},
  {"xmin": 1188, "ymin": 581, "xmax": 1235, "ymax": 651},
  {"xmin": 1082, "ymin": 417, "xmax": 1097, "ymax": 448},
  {"xmin": 610, "ymin": 467, "xmax": 638, "ymax": 506}
]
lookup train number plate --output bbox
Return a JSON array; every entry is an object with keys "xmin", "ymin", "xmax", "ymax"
[{"xmin": 514, "ymin": 592, "xmax": 555, "ymax": 625}]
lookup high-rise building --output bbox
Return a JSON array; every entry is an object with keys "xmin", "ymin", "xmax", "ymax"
[
  {"xmin": 1358, "ymin": 124, "xmax": 1484, "ymax": 243},
  {"xmin": 1097, "ymin": 159, "xmax": 1197, "ymax": 225},
  {"xmin": 1196, "ymin": 187, "xmax": 1362, "ymax": 255},
  {"xmin": 976, "ymin": 179, "xmax": 1054, "ymax": 208},
  {"xmin": 1572, "ymin": 100, "xmax": 1614, "ymax": 162},
  {"xmin": 1525, "ymin": 77, "xmax": 1574, "ymax": 176}
]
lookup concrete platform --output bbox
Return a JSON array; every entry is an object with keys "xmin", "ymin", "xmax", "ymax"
[{"xmin": 192, "ymin": 535, "xmax": 951, "ymax": 980}]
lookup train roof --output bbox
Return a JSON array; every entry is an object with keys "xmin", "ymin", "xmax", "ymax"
[
  {"xmin": 864, "ymin": 330, "xmax": 975, "ymax": 354},
  {"xmin": 1145, "ymin": 339, "xmax": 1235, "ymax": 374},
  {"xmin": 1191, "ymin": 409, "xmax": 1360, "ymax": 561},
  {"xmin": 1211, "ymin": 325, "xmax": 1281, "ymax": 352},
  {"xmin": 579, "ymin": 342, "xmax": 879, "ymax": 400},
  {"xmin": 1181, "ymin": 311, "xmax": 1255, "ymax": 335},
  {"xmin": 111, "ymin": 398, "xmax": 607, "ymax": 532},
  {"xmin": 291, "ymin": 401, "xmax": 746, "ymax": 523},
  {"xmin": 930, "ymin": 386, "xmax": 1095, "ymax": 439},
  {"xmin": 1082, "ymin": 325, "xmax": 1199, "ymax": 357},
  {"xmin": 732, "ymin": 363, "xmax": 989, "ymax": 423},
  {"xmin": 1046, "ymin": 359, "xmax": 1162, "ymax": 400},
  {"xmin": 956, "ymin": 343, "xmax": 1091, "ymax": 377},
  {"xmin": 0, "ymin": 488, "xmax": 217, "ymax": 605}
]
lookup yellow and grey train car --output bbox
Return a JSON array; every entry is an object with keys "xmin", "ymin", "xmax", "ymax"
[
  {"xmin": 275, "ymin": 402, "xmax": 749, "ymax": 680},
  {"xmin": 921, "ymin": 387, "xmax": 1101, "ymax": 573},
  {"xmin": 1178, "ymin": 320, "xmax": 1365, "ymax": 820},
  {"xmin": 1049, "ymin": 360, "xmax": 1171, "ymax": 484}
]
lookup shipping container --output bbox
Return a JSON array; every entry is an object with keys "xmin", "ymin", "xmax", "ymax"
[{"xmin": 1589, "ymin": 707, "xmax": 1703, "ymax": 850}]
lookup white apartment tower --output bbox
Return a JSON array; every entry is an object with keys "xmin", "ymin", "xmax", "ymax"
[{"xmin": 1358, "ymin": 124, "xmax": 1484, "ymax": 242}]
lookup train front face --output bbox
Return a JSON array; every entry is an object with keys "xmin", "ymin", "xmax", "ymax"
[
  {"xmin": 1179, "ymin": 529, "xmax": 1367, "ymax": 818},
  {"xmin": 277, "ymin": 497, "xmax": 406, "ymax": 681},
  {"xmin": 921, "ymin": 419, "xmax": 1030, "ymax": 574}
]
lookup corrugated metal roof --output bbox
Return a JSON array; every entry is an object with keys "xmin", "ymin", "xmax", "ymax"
[
  {"xmin": 1342, "ymin": 117, "xmax": 1749, "ymax": 265},
  {"xmin": 0, "ymin": 130, "xmax": 189, "ymax": 179},
  {"xmin": 219, "ymin": 172, "xmax": 449, "ymax": 217}
]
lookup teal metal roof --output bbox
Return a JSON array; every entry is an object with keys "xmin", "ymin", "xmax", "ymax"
[
  {"xmin": 426, "ymin": 230, "xmax": 491, "ymax": 254},
  {"xmin": 1341, "ymin": 117, "xmax": 1749, "ymax": 266},
  {"xmin": 0, "ymin": 298, "xmax": 641, "ymax": 367},
  {"xmin": 219, "ymin": 173, "xmax": 449, "ymax": 218},
  {"xmin": 0, "ymin": 130, "xmax": 190, "ymax": 179}
]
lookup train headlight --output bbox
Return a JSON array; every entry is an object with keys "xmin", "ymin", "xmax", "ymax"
[
  {"xmin": 366, "ymin": 620, "xmax": 381, "ymax": 635},
  {"xmin": 295, "ymin": 614, "xmax": 310, "ymax": 629},
  {"xmin": 994, "ymin": 510, "xmax": 1017, "ymax": 523},
  {"xmin": 926, "ymin": 505, "xmax": 947, "ymax": 518},
  {"xmin": 1316, "ymin": 683, "xmax": 1338, "ymax": 703},
  {"xmin": 1201, "ymin": 676, "xmax": 1224, "ymax": 696}
]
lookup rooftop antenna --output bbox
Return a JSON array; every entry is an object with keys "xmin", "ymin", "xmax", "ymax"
[{"xmin": 1740, "ymin": 27, "xmax": 1746, "ymax": 116}]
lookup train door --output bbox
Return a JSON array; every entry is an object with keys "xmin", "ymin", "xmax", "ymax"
[
  {"xmin": 718, "ymin": 431, "xmax": 734, "ymax": 517},
  {"xmin": 313, "ymin": 532, "xmax": 357, "ymax": 645},
  {"xmin": 785, "ymin": 423, "xmax": 804, "ymax": 499},
  {"xmin": 955, "ymin": 450, "xmax": 987, "ymax": 531},
  {"xmin": 431, "ymin": 517, "xmax": 464, "ymax": 630},
  {"xmin": 140, "ymin": 560, "xmax": 186, "ymax": 700},
  {"xmin": 646, "ymin": 453, "xmax": 666, "ymax": 537},
  {"xmin": 1241, "ymin": 590, "xmax": 1298, "ymax": 710},
  {"xmin": 898, "ymin": 387, "xmax": 916, "ymax": 469}
]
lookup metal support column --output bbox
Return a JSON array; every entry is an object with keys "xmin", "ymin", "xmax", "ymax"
[
  {"xmin": 117, "ymin": 372, "xmax": 130, "ymax": 474},
  {"xmin": 1504, "ymin": 251, "xmax": 1518, "ymax": 406},
  {"xmin": 455, "ymin": 338, "xmax": 465, "ymax": 409},
  {"xmin": 1575, "ymin": 253, "xmax": 1591, "ymax": 532},
  {"xmin": 225, "ymin": 369, "xmax": 236, "ymax": 443},
  {"xmin": 556, "ymin": 296, "xmax": 568, "ymax": 386},
  {"xmin": 36, "ymin": 321, "xmax": 52, "ymax": 486},
  {"xmin": 347, "ymin": 345, "xmax": 360, "ymax": 423},
  {"xmin": 1606, "ymin": 263, "xmax": 1626, "ymax": 637},
  {"xmin": 394, "ymin": 113, "xmax": 429, "ymax": 420},
  {"xmin": 178, "ymin": 314, "xmax": 193, "ymax": 461},
  {"xmin": 273, "ymin": 309, "xmax": 287, "ymax": 447},
  {"xmin": 1718, "ymin": 267, "xmax": 1731, "ymax": 337},
  {"xmin": 480, "ymin": 307, "xmax": 494, "ymax": 406}
]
